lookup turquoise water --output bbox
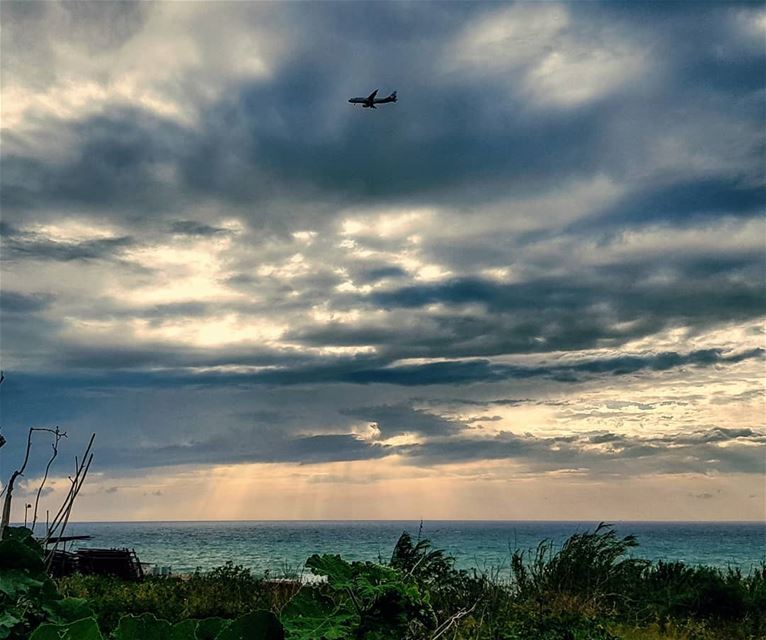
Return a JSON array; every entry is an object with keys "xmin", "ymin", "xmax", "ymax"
[{"xmin": 56, "ymin": 521, "xmax": 765, "ymax": 576}]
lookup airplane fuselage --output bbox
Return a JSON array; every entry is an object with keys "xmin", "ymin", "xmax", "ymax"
[{"xmin": 349, "ymin": 90, "xmax": 397, "ymax": 109}]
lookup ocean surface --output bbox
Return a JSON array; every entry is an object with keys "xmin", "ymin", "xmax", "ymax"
[{"xmin": 56, "ymin": 521, "xmax": 765, "ymax": 576}]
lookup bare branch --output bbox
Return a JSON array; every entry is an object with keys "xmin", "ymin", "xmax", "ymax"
[
  {"xmin": 0, "ymin": 427, "xmax": 65, "ymax": 537},
  {"xmin": 430, "ymin": 602, "xmax": 477, "ymax": 640},
  {"xmin": 45, "ymin": 438, "xmax": 94, "ymax": 568},
  {"xmin": 44, "ymin": 433, "xmax": 95, "ymax": 549},
  {"xmin": 31, "ymin": 427, "xmax": 67, "ymax": 534}
]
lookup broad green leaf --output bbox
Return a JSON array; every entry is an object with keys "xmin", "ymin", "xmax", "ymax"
[
  {"xmin": 170, "ymin": 619, "xmax": 198, "ymax": 640},
  {"xmin": 215, "ymin": 611, "xmax": 284, "ymax": 640},
  {"xmin": 281, "ymin": 589, "xmax": 358, "ymax": 640},
  {"xmin": 305, "ymin": 555, "xmax": 355, "ymax": 589},
  {"xmin": 299, "ymin": 554, "xmax": 434, "ymax": 638},
  {"xmin": 195, "ymin": 617, "xmax": 228, "ymax": 640},
  {"xmin": 52, "ymin": 597, "xmax": 94, "ymax": 623},
  {"xmin": 0, "ymin": 568, "xmax": 45, "ymax": 597},
  {"xmin": 29, "ymin": 617, "xmax": 103, "ymax": 640},
  {"xmin": 0, "ymin": 538, "xmax": 45, "ymax": 572},
  {"xmin": 111, "ymin": 613, "xmax": 172, "ymax": 640},
  {"xmin": 2, "ymin": 527, "xmax": 34, "ymax": 544},
  {"xmin": 305, "ymin": 554, "xmax": 415, "ymax": 600},
  {"xmin": 0, "ymin": 610, "xmax": 21, "ymax": 639}
]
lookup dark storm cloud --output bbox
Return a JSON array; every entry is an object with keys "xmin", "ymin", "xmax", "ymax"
[
  {"xmin": 0, "ymin": 81, "xmax": 633, "ymax": 227},
  {"xmin": 229, "ymin": 90, "xmax": 605, "ymax": 207},
  {"xmin": 2, "ymin": 364, "xmax": 763, "ymax": 476},
  {"xmin": 2, "ymin": 109, "xmax": 190, "ymax": 216},
  {"xmin": 168, "ymin": 220, "xmax": 231, "ymax": 237},
  {"xmin": 341, "ymin": 404, "xmax": 463, "ymax": 437},
  {"xmin": 0, "ymin": 289, "xmax": 64, "ymax": 373},
  {"xmin": 353, "ymin": 266, "xmax": 408, "ymax": 285},
  {"xmin": 0, "ymin": 291, "xmax": 54, "ymax": 313},
  {"xmin": 400, "ymin": 428, "xmax": 766, "ymax": 476},
  {"xmin": 106, "ymin": 431, "xmax": 389, "ymax": 468},
  {"xmin": 43, "ymin": 422, "xmax": 766, "ymax": 474},
  {"xmin": 55, "ymin": 342, "xmax": 319, "ymax": 372},
  {"xmin": 1, "ymin": 222, "xmax": 135, "ymax": 262},
  {"xmin": 12, "ymin": 345, "xmax": 763, "ymax": 390},
  {"xmin": 556, "ymin": 348, "xmax": 765, "ymax": 376},
  {"xmin": 2, "ymin": 85, "xmax": 604, "ymax": 224},
  {"xmin": 325, "ymin": 347, "xmax": 764, "ymax": 387},
  {"xmin": 290, "ymin": 261, "xmax": 766, "ymax": 359},
  {"xmin": 582, "ymin": 179, "xmax": 766, "ymax": 229},
  {"xmin": 369, "ymin": 265, "xmax": 765, "ymax": 322},
  {"xmin": 422, "ymin": 398, "xmax": 532, "ymax": 410},
  {"xmin": 3, "ymin": 2, "xmax": 762, "ymax": 227}
]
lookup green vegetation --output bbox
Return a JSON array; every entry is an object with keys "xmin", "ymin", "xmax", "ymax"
[{"xmin": 1, "ymin": 524, "xmax": 763, "ymax": 639}]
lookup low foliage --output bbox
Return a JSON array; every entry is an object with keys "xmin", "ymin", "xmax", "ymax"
[
  {"xmin": 29, "ymin": 612, "xmax": 285, "ymax": 640},
  {"xmin": 0, "ymin": 527, "xmax": 91, "ymax": 639},
  {"xmin": 58, "ymin": 562, "xmax": 299, "ymax": 631},
  {"xmin": 3, "ymin": 524, "xmax": 764, "ymax": 640}
]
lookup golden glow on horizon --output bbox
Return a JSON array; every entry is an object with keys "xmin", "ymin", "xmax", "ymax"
[{"xmin": 18, "ymin": 461, "xmax": 765, "ymax": 522}]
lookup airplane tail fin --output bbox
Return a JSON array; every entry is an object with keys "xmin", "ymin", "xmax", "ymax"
[{"xmin": 389, "ymin": 91, "xmax": 397, "ymax": 102}]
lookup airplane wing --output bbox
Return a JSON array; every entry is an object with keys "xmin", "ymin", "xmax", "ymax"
[{"xmin": 366, "ymin": 89, "xmax": 378, "ymax": 102}]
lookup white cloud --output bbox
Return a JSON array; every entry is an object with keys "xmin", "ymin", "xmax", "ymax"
[
  {"xmin": 2, "ymin": 2, "xmax": 286, "ymax": 130},
  {"xmin": 524, "ymin": 44, "xmax": 646, "ymax": 108},
  {"xmin": 452, "ymin": 4, "xmax": 569, "ymax": 74},
  {"xmin": 450, "ymin": 4, "xmax": 648, "ymax": 107}
]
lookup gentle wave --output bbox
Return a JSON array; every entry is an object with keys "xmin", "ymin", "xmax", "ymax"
[{"xmin": 51, "ymin": 520, "xmax": 766, "ymax": 575}]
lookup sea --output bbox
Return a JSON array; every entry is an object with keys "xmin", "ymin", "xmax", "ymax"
[{"xmin": 55, "ymin": 521, "xmax": 765, "ymax": 577}]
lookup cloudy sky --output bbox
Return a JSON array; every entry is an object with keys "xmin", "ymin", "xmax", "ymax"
[{"xmin": 1, "ymin": 1, "xmax": 764, "ymax": 522}]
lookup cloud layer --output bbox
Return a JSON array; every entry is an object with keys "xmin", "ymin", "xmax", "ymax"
[{"xmin": 1, "ymin": 1, "xmax": 764, "ymax": 520}]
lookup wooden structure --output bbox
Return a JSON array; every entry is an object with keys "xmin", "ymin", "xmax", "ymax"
[{"xmin": 48, "ymin": 547, "xmax": 144, "ymax": 580}]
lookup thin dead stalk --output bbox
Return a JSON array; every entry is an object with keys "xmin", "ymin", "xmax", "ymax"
[
  {"xmin": 31, "ymin": 427, "xmax": 67, "ymax": 534},
  {"xmin": 431, "ymin": 602, "xmax": 477, "ymax": 640},
  {"xmin": 43, "ymin": 434, "xmax": 94, "ymax": 541},
  {"xmin": 46, "ymin": 452, "xmax": 93, "ymax": 568}
]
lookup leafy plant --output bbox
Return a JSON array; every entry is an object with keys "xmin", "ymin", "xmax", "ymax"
[
  {"xmin": 282, "ymin": 553, "xmax": 435, "ymax": 640},
  {"xmin": 0, "ymin": 527, "xmax": 92, "ymax": 639},
  {"xmin": 29, "ymin": 612, "xmax": 285, "ymax": 640},
  {"xmin": 29, "ymin": 618, "xmax": 102, "ymax": 640}
]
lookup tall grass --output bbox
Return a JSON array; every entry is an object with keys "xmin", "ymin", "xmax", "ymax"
[{"xmin": 511, "ymin": 522, "xmax": 648, "ymax": 613}]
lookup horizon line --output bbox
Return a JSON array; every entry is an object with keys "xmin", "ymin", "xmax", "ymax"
[{"xmin": 56, "ymin": 518, "xmax": 766, "ymax": 525}]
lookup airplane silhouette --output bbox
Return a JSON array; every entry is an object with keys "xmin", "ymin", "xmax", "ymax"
[{"xmin": 348, "ymin": 89, "xmax": 397, "ymax": 109}]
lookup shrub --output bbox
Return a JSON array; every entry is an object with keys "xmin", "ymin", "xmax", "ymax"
[
  {"xmin": 57, "ymin": 564, "xmax": 299, "ymax": 633},
  {"xmin": 511, "ymin": 523, "xmax": 649, "ymax": 614}
]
